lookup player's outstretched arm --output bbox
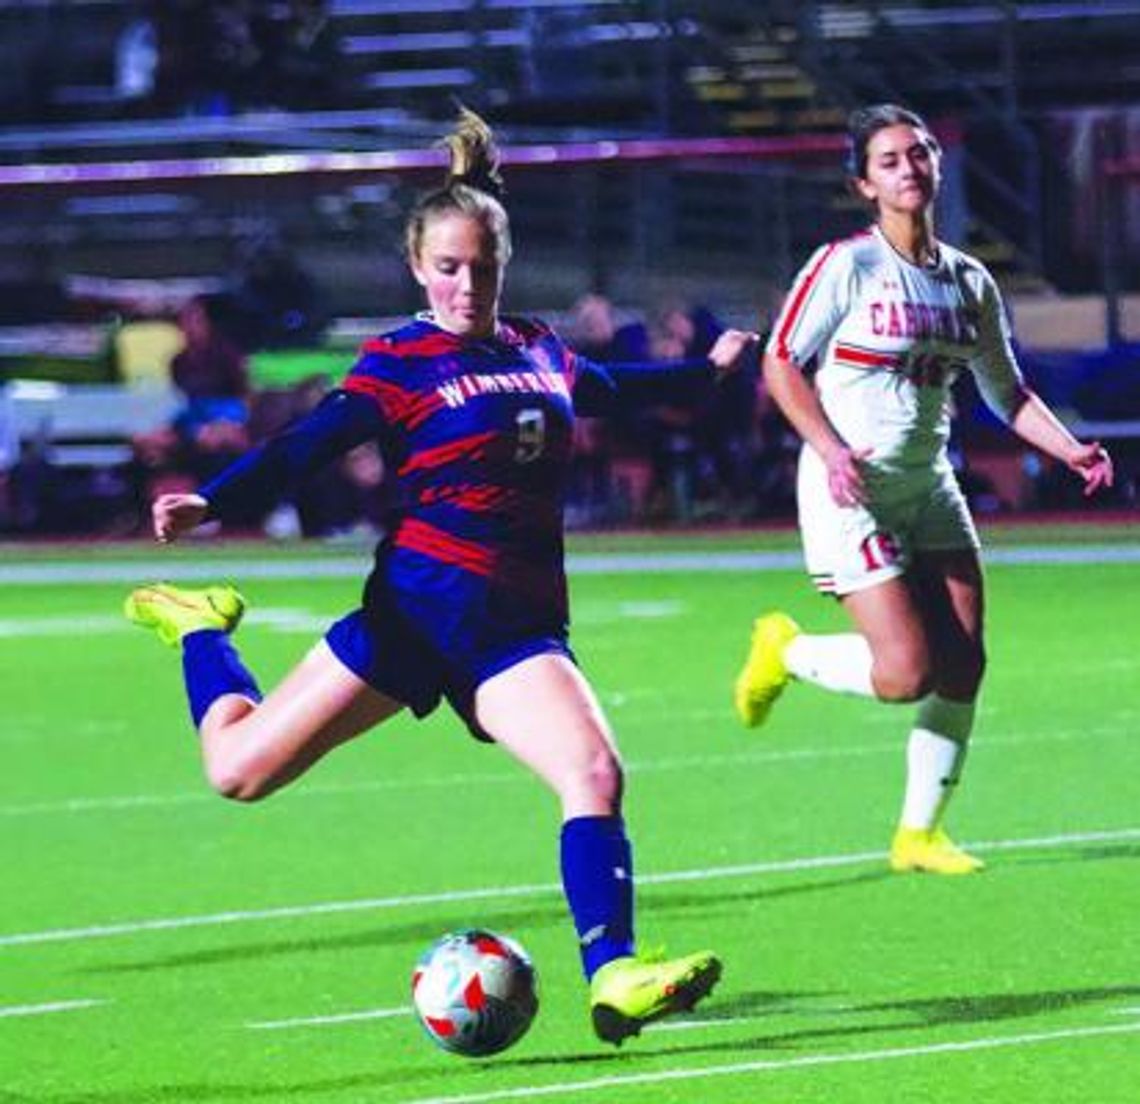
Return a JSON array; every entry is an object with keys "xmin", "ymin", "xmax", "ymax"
[
  {"xmin": 1008, "ymin": 391, "xmax": 1114, "ymax": 496},
  {"xmin": 572, "ymin": 337, "xmax": 752, "ymax": 415},
  {"xmin": 147, "ymin": 390, "xmax": 383, "ymax": 543}
]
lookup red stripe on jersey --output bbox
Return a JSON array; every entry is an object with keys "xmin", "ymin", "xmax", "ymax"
[
  {"xmin": 404, "ymin": 391, "xmax": 446, "ymax": 430},
  {"xmin": 445, "ymin": 485, "xmax": 514, "ymax": 512},
  {"xmin": 342, "ymin": 375, "xmax": 417, "ymax": 422},
  {"xmin": 361, "ymin": 332, "xmax": 459, "ymax": 359},
  {"xmin": 774, "ymin": 242, "xmax": 840, "ymax": 362},
  {"xmin": 834, "ymin": 344, "xmax": 903, "ymax": 369},
  {"xmin": 396, "ymin": 518, "xmax": 495, "ymax": 576},
  {"xmin": 399, "ymin": 430, "xmax": 496, "ymax": 475}
]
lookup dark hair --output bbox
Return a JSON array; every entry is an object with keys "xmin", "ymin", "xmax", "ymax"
[
  {"xmin": 845, "ymin": 103, "xmax": 939, "ymax": 179},
  {"xmin": 405, "ymin": 107, "xmax": 512, "ymax": 266}
]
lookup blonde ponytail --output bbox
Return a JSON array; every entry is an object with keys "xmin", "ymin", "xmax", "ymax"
[
  {"xmin": 405, "ymin": 107, "xmax": 512, "ymax": 266},
  {"xmin": 441, "ymin": 106, "xmax": 505, "ymax": 199}
]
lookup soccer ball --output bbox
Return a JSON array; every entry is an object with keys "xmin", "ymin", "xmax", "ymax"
[{"xmin": 411, "ymin": 929, "xmax": 539, "ymax": 1057}]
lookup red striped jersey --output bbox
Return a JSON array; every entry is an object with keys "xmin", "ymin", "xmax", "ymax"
[
  {"xmin": 342, "ymin": 314, "xmax": 586, "ymax": 610},
  {"xmin": 767, "ymin": 225, "xmax": 1025, "ymax": 471}
]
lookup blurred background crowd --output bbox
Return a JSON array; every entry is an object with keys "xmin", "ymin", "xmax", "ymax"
[{"xmin": 1, "ymin": 0, "xmax": 1138, "ymax": 538}]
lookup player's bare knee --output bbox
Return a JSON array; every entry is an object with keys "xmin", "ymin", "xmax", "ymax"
[
  {"xmin": 204, "ymin": 757, "xmax": 273, "ymax": 802},
  {"xmin": 586, "ymin": 747, "xmax": 624, "ymax": 806},
  {"xmin": 566, "ymin": 745, "xmax": 623, "ymax": 810}
]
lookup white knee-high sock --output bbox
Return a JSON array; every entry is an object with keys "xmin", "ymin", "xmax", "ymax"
[
  {"xmin": 784, "ymin": 633, "xmax": 875, "ymax": 697},
  {"xmin": 898, "ymin": 694, "xmax": 977, "ymax": 831}
]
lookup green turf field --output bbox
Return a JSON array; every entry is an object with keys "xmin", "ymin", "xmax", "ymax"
[{"xmin": 2, "ymin": 529, "xmax": 1138, "ymax": 1103}]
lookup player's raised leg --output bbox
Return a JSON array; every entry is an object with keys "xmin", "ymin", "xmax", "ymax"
[
  {"xmin": 126, "ymin": 582, "xmax": 402, "ymax": 798},
  {"xmin": 734, "ymin": 575, "xmax": 920, "ymax": 730},
  {"xmin": 125, "ymin": 581, "xmax": 260, "ymax": 732},
  {"xmin": 476, "ymin": 652, "xmax": 722, "ymax": 1044}
]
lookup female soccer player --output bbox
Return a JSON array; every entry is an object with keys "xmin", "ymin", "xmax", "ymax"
[
  {"xmin": 734, "ymin": 104, "xmax": 1113, "ymax": 874},
  {"xmin": 126, "ymin": 109, "xmax": 755, "ymax": 1044}
]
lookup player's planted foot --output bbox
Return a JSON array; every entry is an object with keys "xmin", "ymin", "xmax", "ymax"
[
  {"xmin": 734, "ymin": 612, "xmax": 800, "ymax": 727},
  {"xmin": 589, "ymin": 949, "xmax": 722, "ymax": 1045},
  {"xmin": 124, "ymin": 583, "xmax": 246, "ymax": 647},
  {"xmin": 889, "ymin": 826, "xmax": 985, "ymax": 875}
]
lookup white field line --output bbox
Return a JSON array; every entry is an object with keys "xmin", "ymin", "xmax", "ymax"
[
  {"xmin": 2, "ymin": 826, "xmax": 1137, "ymax": 951},
  {"xmin": 0, "ymin": 543, "xmax": 1138, "ymax": 588},
  {"xmin": 246, "ymin": 1009, "xmax": 758, "ymax": 1035},
  {"xmin": 0, "ymin": 608, "xmax": 331, "ymax": 639},
  {"xmin": 395, "ymin": 1022, "xmax": 1140, "ymax": 1104},
  {"xmin": 1, "ymin": 723, "xmax": 1127, "ymax": 820},
  {"xmin": 0, "ymin": 601, "xmax": 684, "ymax": 641},
  {"xmin": 0, "ymin": 999, "xmax": 106, "ymax": 1019},
  {"xmin": 246, "ymin": 1005, "xmax": 410, "ymax": 1030},
  {"xmin": 647, "ymin": 1015, "xmax": 760, "ymax": 1033}
]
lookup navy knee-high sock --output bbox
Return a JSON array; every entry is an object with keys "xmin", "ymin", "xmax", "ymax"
[
  {"xmin": 181, "ymin": 629, "xmax": 261, "ymax": 728},
  {"xmin": 560, "ymin": 815, "xmax": 635, "ymax": 980}
]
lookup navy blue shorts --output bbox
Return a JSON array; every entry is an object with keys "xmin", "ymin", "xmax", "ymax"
[{"xmin": 324, "ymin": 557, "xmax": 573, "ymax": 740}]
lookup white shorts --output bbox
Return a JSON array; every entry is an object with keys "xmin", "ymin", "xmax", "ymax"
[{"xmin": 796, "ymin": 447, "xmax": 980, "ymax": 596}]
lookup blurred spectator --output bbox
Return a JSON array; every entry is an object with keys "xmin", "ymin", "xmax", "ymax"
[
  {"xmin": 568, "ymin": 293, "xmax": 621, "ymax": 363},
  {"xmin": 261, "ymin": 0, "xmax": 344, "ymax": 110},
  {"xmin": 130, "ymin": 294, "xmax": 252, "ymax": 516},
  {"xmin": 114, "ymin": 3, "xmax": 160, "ymax": 108},
  {"xmin": 169, "ymin": 295, "xmax": 251, "ymax": 451},
  {"xmin": 112, "ymin": 0, "xmax": 345, "ymax": 117},
  {"xmin": 564, "ymin": 293, "xmax": 620, "ymax": 526},
  {"xmin": 618, "ymin": 300, "xmax": 730, "ymax": 523},
  {"xmin": 207, "ymin": 0, "xmax": 267, "ymax": 112}
]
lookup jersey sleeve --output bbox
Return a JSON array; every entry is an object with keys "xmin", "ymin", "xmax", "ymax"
[
  {"xmin": 965, "ymin": 266, "xmax": 1027, "ymax": 422},
  {"xmin": 200, "ymin": 389, "xmax": 384, "ymax": 521},
  {"xmin": 570, "ymin": 352, "xmax": 714, "ymax": 416},
  {"xmin": 766, "ymin": 241, "xmax": 854, "ymax": 367}
]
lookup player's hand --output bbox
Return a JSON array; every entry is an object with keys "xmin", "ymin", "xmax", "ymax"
[
  {"xmin": 823, "ymin": 444, "xmax": 872, "ymax": 507},
  {"xmin": 152, "ymin": 493, "xmax": 209, "ymax": 543},
  {"xmin": 1067, "ymin": 441, "xmax": 1114, "ymax": 496},
  {"xmin": 708, "ymin": 329, "xmax": 760, "ymax": 378}
]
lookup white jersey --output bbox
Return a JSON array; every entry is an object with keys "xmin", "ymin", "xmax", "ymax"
[{"xmin": 767, "ymin": 225, "xmax": 1026, "ymax": 473}]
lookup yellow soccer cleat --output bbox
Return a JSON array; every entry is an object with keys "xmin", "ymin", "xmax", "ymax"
[
  {"xmin": 589, "ymin": 949, "xmax": 723, "ymax": 1045},
  {"xmin": 733, "ymin": 611, "xmax": 800, "ymax": 727},
  {"xmin": 124, "ymin": 583, "xmax": 246, "ymax": 647},
  {"xmin": 889, "ymin": 827, "xmax": 985, "ymax": 875}
]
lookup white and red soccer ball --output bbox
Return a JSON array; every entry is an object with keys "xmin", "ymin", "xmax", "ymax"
[{"xmin": 411, "ymin": 929, "xmax": 539, "ymax": 1057}]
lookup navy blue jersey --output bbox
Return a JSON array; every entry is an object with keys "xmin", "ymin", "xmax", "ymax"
[{"xmin": 344, "ymin": 315, "xmax": 581, "ymax": 614}]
